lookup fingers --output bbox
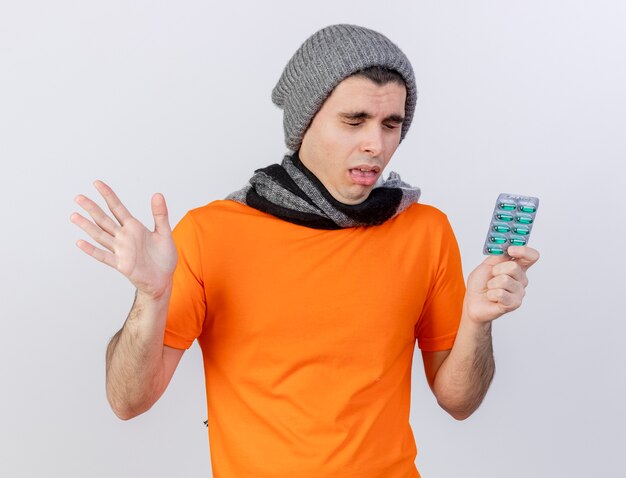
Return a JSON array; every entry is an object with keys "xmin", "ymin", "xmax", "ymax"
[
  {"xmin": 70, "ymin": 212, "xmax": 116, "ymax": 251},
  {"xmin": 490, "ymin": 246, "xmax": 540, "ymax": 286},
  {"xmin": 486, "ymin": 255, "xmax": 532, "ymax": 312},
  {"xmin": 72, "ymin": 181, "xmax": 129, "ymax": 269},
  {"xmin": 487, "ymin": 273, "xmax": 526, "ymax": 297},
  {"xmin": 75, "ymin": 194, "xmax": 120, "ymax": 235},
  {"xmin": 491, "ymin": 260, "xmax": 528, "ymax": 287},
  {"xmin": 75, "ymin": 239, "xmax": 117, "ymax": 269},
  {"xmin": 485, "ymin": 288, "xmax": 522, "ymax": 310},
  {"xmin": 94, "ymin": 180, "xmax": 133, "ymax": 225},
  {"xmin": 485, "ymin": 272, "xmax": 525, "ymax": 311},
  {"xmin": 151, "ymin": 193, "xmax": 172, "ymax": 235},
  {"xmin": 467, "ymin": 254, "xmax": 509, "ymax": 290},
  {"xmin": 467, "ymin": 247, "xmax": 540, "ymax": 322}
]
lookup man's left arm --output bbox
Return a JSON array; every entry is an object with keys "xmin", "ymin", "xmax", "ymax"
[{"xmin": 422, "ymin": 246, "xmax": 540, "ymax": 420}]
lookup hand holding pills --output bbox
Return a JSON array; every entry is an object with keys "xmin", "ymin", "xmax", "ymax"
[{"xmin": 463, "ymin": 194, "xmax": 540, "ymax": 324}]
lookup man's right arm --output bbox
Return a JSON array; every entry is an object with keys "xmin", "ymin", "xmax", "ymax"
[
  {"xmin": 105, "ymin": 289, "xmax": 185, "ymax": 420},
  {"xmin": 71, "ymin": 180, "xmax": 182, "ymax": 419}
]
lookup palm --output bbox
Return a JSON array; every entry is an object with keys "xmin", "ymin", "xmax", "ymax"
[
  {"xmin": 71, "ymin": 180, "xmax": 178, "ymax": 299},
  {"xmin": 114, "ymin": 218, "xmax": 177, "ymax": 295}
]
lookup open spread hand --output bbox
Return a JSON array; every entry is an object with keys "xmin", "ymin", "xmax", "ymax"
[{"xmin": 70, "ymin": 180, "xmax": 178, "ymax": 300}]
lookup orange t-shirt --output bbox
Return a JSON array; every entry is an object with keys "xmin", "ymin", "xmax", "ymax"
[{"xmin": 165, "ymin": 200, "xmax": 465, "ymax": 478}]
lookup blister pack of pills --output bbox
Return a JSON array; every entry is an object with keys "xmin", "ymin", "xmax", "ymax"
[{"xmin": 483, "ymin": 193, "xmax": 539, "ymax": 256}]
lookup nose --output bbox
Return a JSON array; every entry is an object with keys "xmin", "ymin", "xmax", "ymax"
[{"xmin": 360, "ymin": 125, "xmax": 384, "ymax": 157}]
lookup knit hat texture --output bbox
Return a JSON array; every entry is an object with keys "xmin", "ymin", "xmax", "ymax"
[{"xmin": 272, "ymin": 24, "xmax": 417, "ymax": 151}]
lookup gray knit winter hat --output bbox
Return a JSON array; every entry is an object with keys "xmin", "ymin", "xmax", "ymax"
[{"xmin": 272, "ymin": 24, "xmax": 417, "ymax": 151}]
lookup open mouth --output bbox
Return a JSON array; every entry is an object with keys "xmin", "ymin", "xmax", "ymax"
[
  {"xmin": 349, "ymin": 165, "xmax": 381, "ymax": 185},
  {"xmin": 349, "ymin": 164, "xmax": 380, "ymax": 174}
]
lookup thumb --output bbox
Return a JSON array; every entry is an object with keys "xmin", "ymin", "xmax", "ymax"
[
  {"xmin": 151, "ymin": 193, "xmax": 172, "ymax": 234},
  {"xmin": 506, "ymin": 246, "xmax": 540, "ymax": 270}
]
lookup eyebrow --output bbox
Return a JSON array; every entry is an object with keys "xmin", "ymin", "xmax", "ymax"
[{"xmin": 339, "ymin": 111, "xmax": 405, "ymax": 124}]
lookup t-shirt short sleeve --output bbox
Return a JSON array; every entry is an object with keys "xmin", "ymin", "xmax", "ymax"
[
  {"xmin": 414, "ymin": 215, "xmax": 466, "ymax": 352},
  {"xmin": 164, "ymin": 212, "xmax": 206, "ymax": 350}
]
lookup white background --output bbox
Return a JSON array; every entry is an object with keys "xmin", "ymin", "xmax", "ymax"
[{"xmin": 1, "ymin": 1, "xmax": 625, "ymax": 476}]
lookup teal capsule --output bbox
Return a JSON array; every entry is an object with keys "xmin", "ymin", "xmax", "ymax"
[
  {"xmin": 499, "ymin": 202, "xmax": 516, "ymax": 211},
  {"xmin": 492, "ymin": 224, "xmax": 511, "ymax": 233},
  {"xmin": 516, "ymin": 215, "xmax": 533, "ymax": 224},
  {"xmin": 486, "ymin": 247, "xmax": 505, "ymax": 255},
  {"xmin": 510, "ymin": 238, "xmax": 527, "ymax": 246},
  {"xmin": 513, "ymin": 226, "xmax": 530, "ymax": 235},
  {"xmin": 496, "ymin": 213, "xmax": 514, "ymax": 222},
  {"xmin": 519, "ymin": 204, "xmax": 536, "ymax": 213},
  {"xmin": 489, "ymin": 235, "xmax": 507, "ymax": 244}
]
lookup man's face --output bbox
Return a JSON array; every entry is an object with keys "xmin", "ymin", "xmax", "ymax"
[{"xmin": 299, "ymin": 76, "xmax": 407, "ymax": 205}]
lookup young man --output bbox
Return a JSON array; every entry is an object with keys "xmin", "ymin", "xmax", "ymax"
[{"xmin": 71, "ymin": 24, "xmax": 539, "ymax": 477}]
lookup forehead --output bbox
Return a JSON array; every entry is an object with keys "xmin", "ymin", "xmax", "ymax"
[{"xmin": 321, "ymin": 76, "xmax": 407, "ymax": 114}]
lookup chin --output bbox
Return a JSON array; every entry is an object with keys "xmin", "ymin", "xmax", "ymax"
[{"xmin": 339, "ymin": 190, "xmax": 372, "ymax": 205}]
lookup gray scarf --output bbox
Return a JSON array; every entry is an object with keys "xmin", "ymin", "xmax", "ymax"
[{"xmin": 227, "ymin": 152, "xmax": 420, "ymax": 230}]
